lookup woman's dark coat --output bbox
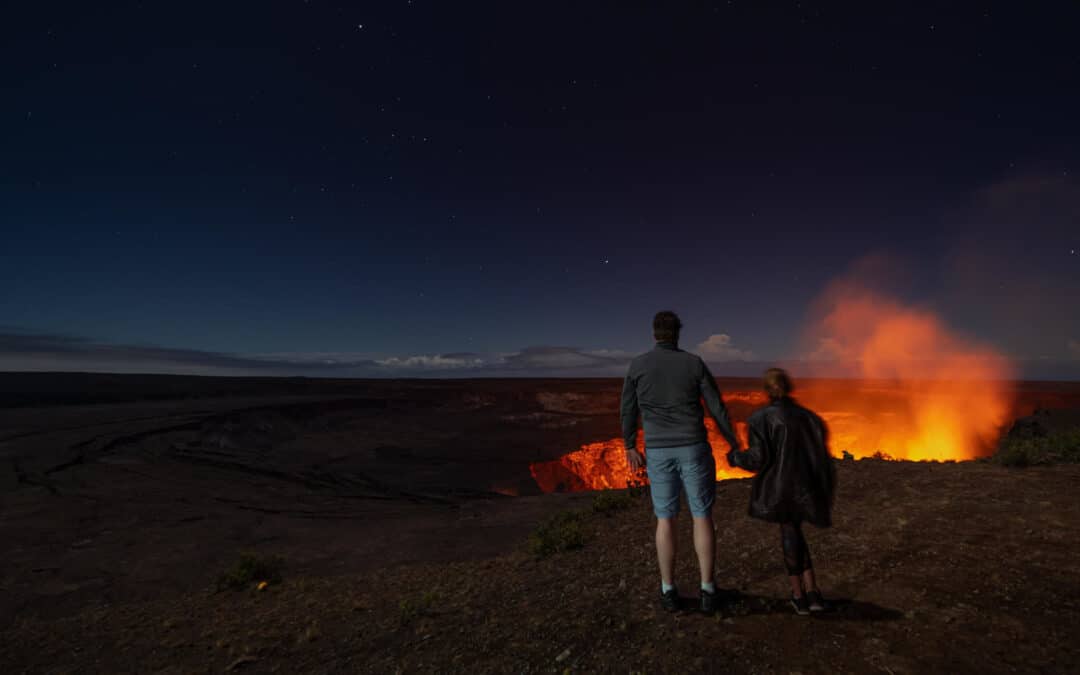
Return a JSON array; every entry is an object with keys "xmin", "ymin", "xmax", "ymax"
[{"xmin": 726, "ymin": 397, "xmax": 836, "ymax": 527}]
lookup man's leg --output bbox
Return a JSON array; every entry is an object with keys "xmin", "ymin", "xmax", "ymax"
[
  {"xmin": 691, "ymin": 514, "xmax": 715, "ymax": 586},
  {"xmin": 646, "ymin": 448, "xmax": 680, "ymax": 598},
  {"xmin": 656, "ymin": 516, "xmax": 677, "ymax": 586},
  {"xmin": 683, "ymin": 443, "xmax": 717, "ymax": 590}
]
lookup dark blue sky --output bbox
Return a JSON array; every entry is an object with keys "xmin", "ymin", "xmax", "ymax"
[{"xmin": 2, "ymin": 1, "xmax": 1078, "ymax": 377}]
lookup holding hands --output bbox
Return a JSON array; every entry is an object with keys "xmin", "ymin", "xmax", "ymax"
[{"xmin": 726, "ymin": 444, "xmax": 744, "ymax": 469}]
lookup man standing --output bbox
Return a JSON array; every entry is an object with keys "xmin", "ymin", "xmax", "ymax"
[{"xmin": 621, "ymin": 310, "xmax": 740, "ymax": 613}]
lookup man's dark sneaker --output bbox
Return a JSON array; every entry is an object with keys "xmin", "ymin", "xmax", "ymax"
[
  {"xmin": 660, "ymin": 588, "xmax": 681, "ymax": 612},
  {"xmin": 790, "ymin": 594, "xmax": 810, "ymax": 616},
  {"xmin": 700, "ymin": 588, "xmax": 719, "ymax": 614},
  {"xmin": 806, "ymin": 590, "xmax": 829, "ymax": 612}
]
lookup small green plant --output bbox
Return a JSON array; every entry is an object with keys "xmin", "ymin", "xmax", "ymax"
[
  {"xmin": 398, "ymin": 590, "xmax": 439, "ymax": 625},
  {"xmin": 216, "ymin": 552, "xmax": 284, "ymax": 592},
  {"xmin": 527, "ymin": 510, "xmax": 587, "ymax": 557},
  {"xmin": 592, "ymin": 489, "xmax": 635, "ymax": 514},
  {"xmin": 993, "ymin": 429, "xmax": 1080, "ymax": 467}
]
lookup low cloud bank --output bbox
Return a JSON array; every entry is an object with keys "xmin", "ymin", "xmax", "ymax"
[
  {"xmin": 2, "ymin": 328, "xmax": 1077, "ymax": 380},
  {"xmin": 0, "ymin": 330, "xmax": 634, "ymax": 378}
]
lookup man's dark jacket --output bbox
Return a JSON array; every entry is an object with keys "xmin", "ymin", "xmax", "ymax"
[
  {"xmin": 727, "ymin": 397, "xmax": 836, "ymax": 527},
  {"xmin": 620, "ymin": 341, "xmax": 739, "ymax": 452}
]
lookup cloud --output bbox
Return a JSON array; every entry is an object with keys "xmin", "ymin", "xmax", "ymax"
[
  {"xmin": 375, "ymin": 353, "xmax": 486, "ymax": 370},
  {"xmin": 0, "ymin": 329, "xmax": 634, "ymax": 378},
  {"xmin": 499, "ymin": 346, "xmax": 633, "ymax": 373},
  {"xmin": 253, "ymin": 351, "xmax": 382, "ymax": 366},
  {"xmin": 5, "ymin": 327, "xmax": 1079, "ymax": 380},
  {"xmin": 0, "ymin": 328, "xmax": 335, "ymax": 376},
  {"xmin": 694, "ymin": 334, "xmax": 754, "ymax": 361}
]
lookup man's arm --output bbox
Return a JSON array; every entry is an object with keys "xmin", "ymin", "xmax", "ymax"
[
  {"xmin": 699, "ymin": 360, "xmax": 739, "ymax": 449},
  {"xmin": 620, "ymin": 368, "xmax": 641, "ymax": 456}
]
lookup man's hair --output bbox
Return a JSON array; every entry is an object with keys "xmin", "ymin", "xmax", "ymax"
[
  {"xmin": 763, "ymin": 367, "xmax": 793, "ymax": 400},
  {"xmin": 653, "ymin": 310, "xmax": 682, "ymax": 342}
]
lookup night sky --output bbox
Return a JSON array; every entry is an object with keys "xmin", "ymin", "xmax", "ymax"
[{"xmin": 2, "ymin": 2, "xmax": 1078, "ymax": 378}]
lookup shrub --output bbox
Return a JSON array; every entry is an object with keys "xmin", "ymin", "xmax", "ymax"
[
  {"xmin": 995, "ymin": 443, "xmax": 1030, "ymax": 467},
  {"xmin": 527, "ymin": 511, "xmax": 587, "ymax": 557},
  {"xmin": 216, "ymin": 552, "xmax": 284, "ymax": 592},
  {"xmin": 993, "ymin": 429, "xmax": 1080, "ymax": 467},
  {"xmin": 592, "ymin": 489, "xmax": 635, "ymax": 515},
  {"xmin": 398, "ymin": 590, "xmax": 439, "ymax": 625}
]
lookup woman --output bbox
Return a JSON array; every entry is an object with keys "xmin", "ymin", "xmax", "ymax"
[{"xmin": 727, "ymin": 368, "xmax": 836, "ymax": 615}]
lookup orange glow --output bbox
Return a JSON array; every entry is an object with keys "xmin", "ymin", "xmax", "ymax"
[
  {"xmin": 530, "ymin": 287, "xmax": 1016, "ymax": 493},
  {"xmin": 803, "ymin": 284, "xmax": 1015, "ymax": 461}
]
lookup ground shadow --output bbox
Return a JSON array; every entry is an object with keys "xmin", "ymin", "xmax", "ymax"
[{"xmin": 701, "ymin": 589, "xmax": 903, "ymax": 621}]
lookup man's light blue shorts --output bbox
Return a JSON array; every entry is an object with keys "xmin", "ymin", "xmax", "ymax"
[{"xmin": 645, "ymin": 441, "xmax": 716, "ymax": 519}]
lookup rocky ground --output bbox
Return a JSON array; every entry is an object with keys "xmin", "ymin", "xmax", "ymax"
[
  {"xmin": 3, "ymin": 459, "xmax": 1080, "ymax": 673},
  {"xmin": 1, "ymin": 374, "xmax": 1079, "ymax": 672}
]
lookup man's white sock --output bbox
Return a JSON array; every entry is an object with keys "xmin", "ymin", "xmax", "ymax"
[
  {"xmin": 661, "ymin": 581, "xmax": 676, "ymax": 594},
  {"xmin": 701, "ymin": 581, "xmax": 716, "ymax": 594}
]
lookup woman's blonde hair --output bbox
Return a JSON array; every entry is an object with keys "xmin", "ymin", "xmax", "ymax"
[{"xmin": 763, "ymin": 367, "xmax": 793, "ymax": 400}]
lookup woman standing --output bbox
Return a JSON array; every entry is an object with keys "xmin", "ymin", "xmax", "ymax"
[{"xmin": 727, "ymin": 368, "xmax": 836, "ymax": 615}]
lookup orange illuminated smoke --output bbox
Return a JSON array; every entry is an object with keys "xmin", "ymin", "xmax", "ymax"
[{"xmin": 804, "ymin": 283, "xmax": 1015, "ymax": 462}]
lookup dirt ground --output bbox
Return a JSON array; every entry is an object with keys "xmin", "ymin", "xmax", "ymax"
[{"xmin": 2, "ymin": 374, "xmax": 1080, "ymax": 672}]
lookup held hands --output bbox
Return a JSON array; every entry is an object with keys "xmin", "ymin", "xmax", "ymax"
[{"xmin": 725, "ymin": 446, "xmax": 743, "ymax": 469}]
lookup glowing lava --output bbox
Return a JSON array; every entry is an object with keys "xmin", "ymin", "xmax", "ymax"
[{"xmin": 529, "ymin": 416, "xmax": 755, "ymax": 494}]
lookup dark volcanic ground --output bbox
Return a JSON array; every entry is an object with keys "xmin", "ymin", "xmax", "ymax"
[
  {"xmin": 2, "ymin": 372, "xmax": 1080, "ymax": 673},
  {"xmin": 0, "ymin": 376, "xmax": 639, "ymax": 626}
]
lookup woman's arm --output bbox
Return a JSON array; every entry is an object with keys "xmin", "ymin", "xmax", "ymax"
[{"xmin": 727, "ymin": 416, "xmax": 768, "ymax": 472}]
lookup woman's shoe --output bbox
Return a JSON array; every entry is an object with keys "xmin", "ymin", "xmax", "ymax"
[
  {"xmin": 806, "ymin": 590, "xmax": 828, "ymax": 612},
  {"xmin": 790, "ymin": 594, "xmax": 810, "ymax": 616}
]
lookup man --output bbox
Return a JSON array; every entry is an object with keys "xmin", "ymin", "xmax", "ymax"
[{"xmin": 620, "ymin": 310, "xmax": 741, "ymax": 613}]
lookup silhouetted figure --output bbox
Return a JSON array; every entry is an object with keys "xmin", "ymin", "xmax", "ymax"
[
  {"xmin": 727, "ymin": 368, "xmax": 836, "ymax": 614},
  {"xmin": 621, "ymin": 310, "xmax": 740, "ymax": 614}
]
